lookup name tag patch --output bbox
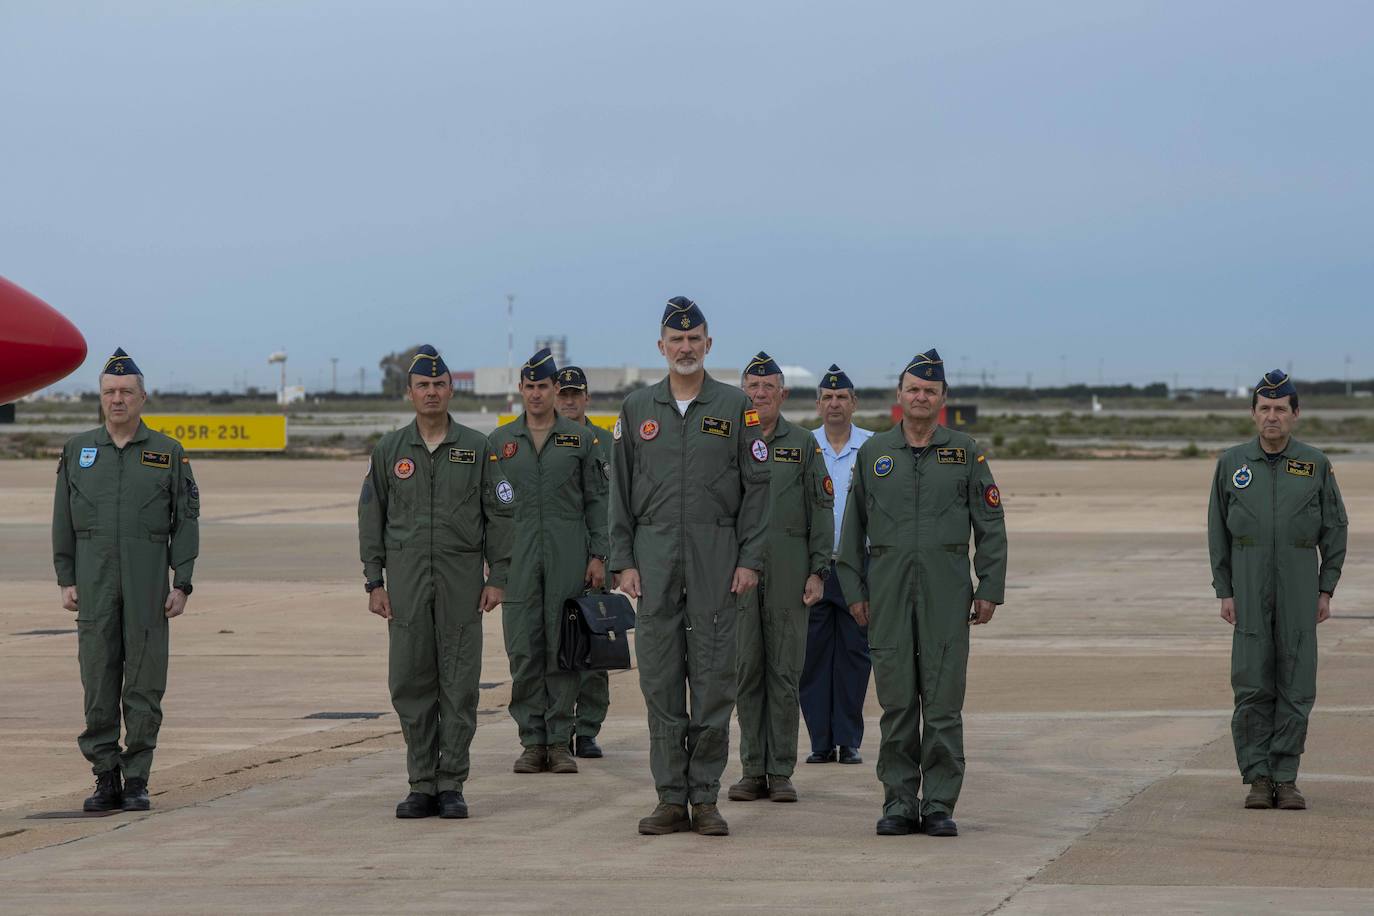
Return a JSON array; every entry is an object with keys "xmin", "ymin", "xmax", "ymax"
[
  {"xmin": 701, "ymin": 417, "xmax": 732, "ymax": 438},
  {"xmin": 554, "ymin": 433, "xmax": 581, "ymax": 448},
  {"xmin": 937, "ymin": 447, "xmax": 967, "ymax": 465},
  {"xmin": 773, "ymin": 447, "xmax": 802, "ymax": 463},
  {"xmin": 141, "ymin": 450, "xmax": 171, "ymax": 469},
  {"xmin": 1286, "ymin": 459, "xmax": 1315, "ymax": 478},
  {"xmin": 450, "ymin": 448, "xmax": 476, "ymax": 464}
]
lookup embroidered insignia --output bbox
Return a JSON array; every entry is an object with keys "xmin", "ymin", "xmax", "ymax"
[
  {"xmin": 937, "ymin": 447, "xmax": 967, "ymax": 465},
  {"xmin": 450, "ymin": 448, "xmax": 475, "ymax": 463},
  {"xmin": 823, "ymin": 475, "xmax": 834, "ymax": 496},
  {"xmin": 141, "ymin": 450, "xmax": 171, "ymax": 469},
  {"xmin": 496, "ymin": 480, "xmax": 514, "ymax": 504},
  {"xmin": 1285, "ymin": 459, "xmax": 1314, "ymax": 478},
  {"xmin": 79, "ymin": 447, "xmax": 97, "ymax": 468},
  {"xmin": 984, "ymin": 484, "xmax": 1001, "ymax": 508},
  {"xmin": 1232, "ymin": 465, "xmax": 1252, "ymax": 489},
  {"xmin": 502, "ymin": 441, "xmax": 518, "ymax": 459},
  {"xmin": 743, "ymin": 409, "xmax": 761, "ymax": 427},
  {"xmin": 701, "ymin": 417, "xmax": 732, "ymax": 438},
  {"xmin": 612, "ymin": 418, "xmax": 622, "ymax": 441},
  {"xmin": 680, "ymin": 315, "xmax": 691, "ymax": 329},
  {"xmin": 750, "ymin": 439, "xmax": 769, "ymax": 462},
  {"xmin": 188, "ymin": 481, "xmax": 199, "ymax": 500},
  {"xmin": 555, "ymin": 433, "xmax": 581, "ymax": 448},
  {"xmin": 640, "ymin": 419, "xmax": 660, "ymax": 441},
  {"xmin": 977, "ymin": 454, "xmax": 986, "ymax": 463},
  {"xmin": 874, "ymin": 455, "xmax": 893, "ymax": 477},
  {"xmin": 773, "ymin": 447, "xmax": 802, "ymax": 463},
  {"xmin": 394, "ymin": 458, "xmax": 415, "ymax": 479}
]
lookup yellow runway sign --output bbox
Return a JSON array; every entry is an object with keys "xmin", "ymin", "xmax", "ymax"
[
  {"xmin": 497, "ymin": 413, "xmax": 618, "ymax": 432},
  {"xmin": 145, "ymin": 414, "xmax": 288, "ymax": 451}
]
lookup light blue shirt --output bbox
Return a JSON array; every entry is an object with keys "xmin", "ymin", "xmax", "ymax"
[{"xmin": 812, "ymin": 423, "xmax": 873, "ymax": 554}]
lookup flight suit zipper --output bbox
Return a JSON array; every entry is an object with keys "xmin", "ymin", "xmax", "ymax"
[{"xmin": 1269, "ymin": 455, "xmax": 1278, "ymax": 615}]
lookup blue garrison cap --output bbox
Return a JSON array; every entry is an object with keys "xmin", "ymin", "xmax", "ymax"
[
  {"xmin": 103, "ymin": 347, "xmax": 142, "ymax": 377},
  {"xmin": 662, "ymin": 296, "xmax": 706, "ymax": 331},
  {"xmin": 408, "ymin": 344, "xmax": 450, "ymax": 378},
  {"xmin": 1255, "ymin": 368, "xmax": 1297, "ymax": 400},
  {"xmin": 903, "ymin": 348, "xmax": 945, "ymax": 382},
  {"xmin": 521, "ymin": 347, "xmax": 558, "ymax": 383},
  {"xmin": 819, "ymin": 363, "xmax": 854, "ymax": 390},
  {"xmin": 743, "ymin": 351, "xmax": 782, "ymax": 378},
  {"xmin": 557, "ymin": 365, "xmax": 588, "ymax": 391}
]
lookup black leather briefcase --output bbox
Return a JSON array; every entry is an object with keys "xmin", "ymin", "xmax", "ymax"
[{"xmin": 557, "ymin": 591, "xmax": 637, "ymax": 671}]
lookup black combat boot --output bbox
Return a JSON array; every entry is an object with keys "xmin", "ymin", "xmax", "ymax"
[
  {"xmin": 121, "ymin": 777, "xmax": 150, "ymax": 812},
  {"xmin": 83, "ymin": 770, "xmax": 123, "ymax": 813}
]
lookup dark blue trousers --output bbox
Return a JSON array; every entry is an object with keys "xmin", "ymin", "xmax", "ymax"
[{"xmin": 800, "ymin": 563, "xmax": 872, "ymax": 752}]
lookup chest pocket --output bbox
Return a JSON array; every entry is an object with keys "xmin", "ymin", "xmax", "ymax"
[
  {"xmin": 1225, "ymin": 488, "xmax": 1259, "ymax": 538},
  {"xmin": 139, "ymin": 473, "xmax": 173, "ymax": 536},
  {"xmin": 1291, "ymin": 488, "xmax": 1322, "ymax": 543},
  {"xmin": 68, "ymin": 477, "xmax": 100, "ymax": 530},
  {"xmin": 865, "ymin": 479, "xmax": 904, "ymax": 547}
]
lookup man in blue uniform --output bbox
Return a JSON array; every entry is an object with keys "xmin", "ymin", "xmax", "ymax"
[{"xmin": 800, "ymin": 364, "xmax": 872, "ymax": 765}]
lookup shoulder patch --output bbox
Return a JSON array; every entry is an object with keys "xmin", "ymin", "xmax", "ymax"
[
  {"xmin": 450, "ymin": 447, "xmax": 476, "ymax": 463},
  {"xmin": 701, "ymin": 416, "xmax": 732, "ymax": 438},
  {"xmin": 743, "ymin": 409, "xmax": 761, "ymax": 427},
  {"xmin": 1286, "ymin": 459, "xmax": 1315, "ymax": 478},
  {"xmin": 936, "ymin": 447, "xmax": 967, "ymax": 465},
  {"xmin": 823, "ymin": 475, "xmax": 834, "ymax": 496},
  {"xmin": 141, "ymin": 450, "xmax": 171, "ymax": 469},
  {"xmin": 984, "ymin": 484, "xmax": 1001, "ymax": 508},
  {"xmin": 613, "ymin": 417, "xmax": 622, "ymax": 441},
  {"xmin": 554, "ymin": 433, "xmax": 582, "ymax": 448}
]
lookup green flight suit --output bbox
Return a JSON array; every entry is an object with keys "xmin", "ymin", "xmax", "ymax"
[
  {"xmin": 576, "ymin": 418, "xmax": 613, "ymax": 740},
  {"xmin": 1208, "ymin": 437, "xmax": 1347, "ymax": 784},
  {"xmin": 52, "ymin": 421, "xmax": 200, "ymax": 781},
  {"xmin": 358, "ymin": 417, "xmax": 514, "ymax": 795},
  {"xmin": 609, "ymin": 373, "xmax": 769, "ymax": 805},
  {"xmin": 489, "ymin": 414, "xmax": 609, "ymax": 747},
  {"xmin": 836, "ymin": 424, "xmax": 1007, "ymax": 820},
  {"xmin": 735, "ymin": 417, "xmax": 833, "ymax": 779}
]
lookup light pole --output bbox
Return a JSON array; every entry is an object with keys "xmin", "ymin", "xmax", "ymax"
[{"xmin": 268, "ymin": 351, "xmax": 287, "ymax": 410}]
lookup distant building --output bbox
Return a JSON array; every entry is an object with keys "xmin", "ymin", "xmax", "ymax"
[
  {"xmin": 466, "ymin": 365, "xmax": 744, "ymax": 396},
  {"xmin": 450, "ymin": 370, "xmax": 475, "ymax": 393},
  {"xmin": 534, "ymin": 335, "xmax": 568, "ymax": 368}
]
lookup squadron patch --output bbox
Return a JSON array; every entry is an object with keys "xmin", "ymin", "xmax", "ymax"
[
  {"xmin": 937, "ymin": 447, "xmax": 967, "ymax": 465},
  {"xmin": 639, "ymin": 420, "xmax": 660, "ymax": 441},
  {"xmin": 554, "ymin": 433, "xmax": 582, "ymax": 448},
  {"xmin": 394, "ymin": 458, "xmax": 415, "ymax": 480},
  {"xmin": 773, "ymin": 447, "xmax": 802, "ymax": 463},
  {"xmin": 701, "ymin": 416, "xmax": 732, "ymax": 438},
  {"xmin": 502, "ymin": 441, "xmax": 519, "ymax": 459},
  {"xmin": 1285, "ymin": 459, "xmax": 1315, "ymax": 478},
  {"xmin": 874, "ymin": 455, "xmax": 894, "ymax": 477},
  {"xmin": 823, "ymin": 475, "xmax": 835, "ymax": 496},
  {"xmin": 188, "ymin": 481, "xmax": 200, "ymax": 500},
  {"xmin": 450, "ymin": 448, "xmax": 476, "ymax": 464},
  {"xmin": 984, "ymin": 484, "xmax": 1002, "ymax": 509},
  {"xmin": 1232, "ymin": 464, "xmax": 1252, "ymax": 490},
  {"xmin": 141, "ymin": 450, "xmax": 171, "ymax": 469},
  {"xmin": 79, "ymin": 447, "xmax": 98, "ymax": 468},
  {"xmin": 750, "ymin": 439, "xmax": 769, "ymax": 462},
  {"xmin": 496, "ymin": 480, "xmax": 514, "ymax": 504},
  {"xmin": 743, "ymin": 409, "xmax": 761, "ymax": 427},
  {"xmin": 613, "ymin": 417, "xmax": 622, "ymax": 441}
]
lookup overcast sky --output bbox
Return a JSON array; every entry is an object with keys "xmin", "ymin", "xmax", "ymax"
[{"xmin": 3, "ymin": 1, "xmax": 1371, "ymax": 393}]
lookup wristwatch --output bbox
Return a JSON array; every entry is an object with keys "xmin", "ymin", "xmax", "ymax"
[
  {"xmin": 365, "ymin": 578, "xmax": 385, "ymax": 593},
  {"xmin": 814, "ymin": 566, "xmax": 831, "ymax": 582},
  {"xmin": 590, "ymin": 554, "xmax": 607, "ymax": 563},
  {"xmin": 174, "ymin": 582, "xmax": 193, "ymax": 596}
]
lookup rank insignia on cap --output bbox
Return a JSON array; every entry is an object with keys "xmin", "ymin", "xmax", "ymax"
[
  {"xmin": 1232, "ymin": 465, "xmax": 1252, "ymax": 489},
  {"xmin": 750, "ymin": 439, "xmax": 769, "ymax": 462},
  {"xmin": 874, "ymin": 455, "xmax": 894, "ymax": 477},
  {"xmin": 496, "ymin": 480, "xmax": 514, "ymax": 504},
  {"xmin": 823, "ymin": 475, "xmax": 835, "ymax": 496},
  {"xmin": 502, "ymin": 441, "xmax": 518, "ymax": 459},
  {"xmin": 984, "ymin": 484, "xmax": 1001, "ymax": 508},
  {"xmin": 103, "ymin": 347, "xmax": 142, "ymax": 377},
  {"xmin": 639, "ymin": 419, "xmax": 660, "ymax": 441},
  {"xmin": 79, "ymin": 447, "xmax": 98, "ymax": 468},
  {"xmin": 450, "ymin": 448, "xmax": 475, "ymax": 464},
  {"xmin": 743, "ymin": 409, "xmax": 760, "ymax": 427},
  {"xmin": 394, "ymin": 458, "xmax": 415, "ymax": 479},
  {"xmin": 819, "ymin": 364, "xmax": 854, "ymax": 390}
]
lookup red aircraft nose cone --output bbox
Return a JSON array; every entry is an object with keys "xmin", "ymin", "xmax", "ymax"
[{"xmin": 0, "ymin": 276, "xmax": 88, "ymax": 403}]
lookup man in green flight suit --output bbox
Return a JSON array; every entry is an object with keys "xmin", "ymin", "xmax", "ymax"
[
  {"xmin": 490, "ymin": 349, "xmax": 609, "ymax": 776},
  {"xmin": 836, "ymin": 349, "xmax": 1008, "ymax": 838},
  {"xmin": 1208, "ymin": 368, "xmax": 1347, "ymax": 811},
  {"xmin": 359, "ymin": 344, "xmax": 515, "ymax": 820},
  {"xmin": 53, "ymin": 348, "xmax": 200, "ymax": 813},
  {"xmin": 610, "ymin": 296, "xmax": 769, "ymax": 837},
  {"xmin": 556, "ymin": 364, "xmax": 613, "ymax": 759},
  {"xmin": 727, "ymin": 352, "xmax": 833, "ymax": 805}
]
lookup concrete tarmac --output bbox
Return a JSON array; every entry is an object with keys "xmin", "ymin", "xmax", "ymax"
[{"xmin": 1, "ymin": 458, "xmax": 1370, "ymax": 914}]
